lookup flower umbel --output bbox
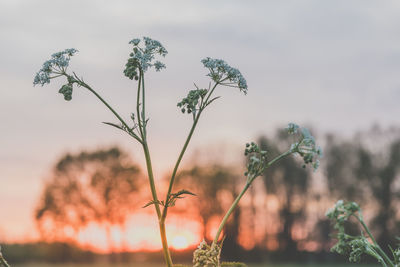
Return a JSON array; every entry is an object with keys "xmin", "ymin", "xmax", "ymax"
[
  {"xmin": 244, "ymin": 142, "xmax": 267, "ymax": 180},
  {"xmin": 201, "ymin": 57, "xmax": 248, "ymax": 94},
  {"xmin": 286, "ymin": 123, "xmax": 299, "ymax": 134},
  {"xmin": 33, "ymin": 48, "xmax": 78, "ymax": 101},
  {"xmin": 288, "ymin": 123, "xmax": 322, "ymax": 171},
  {"xmin": 124, "ymin": 37, "xmax": 168, "ymax": 80},
  {"xmin": 33, "ymin": 48, "xmax": 78, "ymax": 86}
]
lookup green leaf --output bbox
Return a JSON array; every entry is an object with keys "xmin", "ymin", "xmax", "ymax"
[
  {"xmin": 142, "ymin": 200, "xmax": 163, "ymax": 208},
  {"xmin": 103, "ymin": 122, "xmax": 125, "ymax": 131},
  {"xmin": 205, "ymin": 96, "xmax": 221, "ymax": 107},
  {"xmin": 166, "ymin": 189, "xmax": 196, "ymax": 207},
  {"xmin": 172, "ymin": 189, "xmax": 196, "ymax": 198}
]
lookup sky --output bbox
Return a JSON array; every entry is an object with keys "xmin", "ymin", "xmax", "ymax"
[{"xmin": 1, "ymin": 0, "xmax": 400, "ymax": 244}]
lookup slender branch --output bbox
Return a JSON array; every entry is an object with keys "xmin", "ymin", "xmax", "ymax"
[
  {"xmin": 212, "ymin": 149, "xmax": 292, "ymax": 246},
  {"xmin": 161, "ymin": 82, "xmax": 220, "ymax": 221},
  {"xmin": 0, "ymin": 246, "xmax": 10, "ymax": 267},
  {"xmin": 141, "ymin": 71, "xmax": 147, "ymax": 138},
  {"xmin": 136, "ymin": 73, "xmax": 144, "ymax": 140},
  {"xmin": 134, "ymin": 71, "xmax": 172, "ymax": 267},
  {"xmin": 212, "ymin": 181, "xmax": 250, "ymax": 246},
  {"xmin": 73, "ymin": 76, "xmax": 142, "ymax": 144},
  {"xmin": 161, "ymin": 112, "xmax": 201, "ymax": 221},
  {"xmin": 355, "ymin": 216, "xmax": 394, "ymax": 267},
  {"xmin": 0, "ymin": 256, "xmax": 10, "ymax": 267},
  {"xmin": 203, "ymin": 82, "xmax": 220, "ymax": 106}
]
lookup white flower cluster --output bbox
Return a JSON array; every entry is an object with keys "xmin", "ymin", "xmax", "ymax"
[
  {"xmin": 33, "ymin": 48, "xmax": 78, "ymax": 86},
  {"xmin": 193, "ymin": 240, "xmax": 221, "ymax": 267},
  {"xmin": 201, "ymin": 57, "xmax": 248, "ymax": 94},
  {"xmin": 286, "ymin": 123, "xmax": 299, "ymax": 134},
  {"xmin": 287, "ymin": 123, "xmax": 322, "ymax": 171},
  {"xmin": 124, "ymin": 37, "xmax": 168, "ymax": 80}
]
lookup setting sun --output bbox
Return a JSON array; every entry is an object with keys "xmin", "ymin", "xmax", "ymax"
[{"xmin": 171, "ymin": 235, "xmax": 189, "ymax": 250}]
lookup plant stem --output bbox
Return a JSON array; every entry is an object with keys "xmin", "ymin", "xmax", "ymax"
[
  {"xmin": 74, "ymin": 78, "xmax": 142, "ymax": 144},
  {"xmin": 161, "ymin": 82, "xmax": 219, "ymax": 221},
  {"xmin": 159, "ymin": 221, "xmax": 173, "ymax": 267},
  {"xmin": 135, "ymin": 72, "xmax": 173, "ymax": 267},
  {"xmin": 161, "ymin": 113, "xmax": 201, "ymax": 221},
  {"xmin": 142, "ymin": 142, "xmax": 173, "ymax": 266},
  {"xmin": 0, "ymin": 257, "xmax": 10, "ymax": 267},
  {"xmin": 212, "ymin": 181, "xmax": 250, "ymax": 246},
  {"xmin": 356, "ymin": 217, "xmax": 394, "ymax": 267},
  {"xmin": 136, "ymin": 73, "xmax": 145, "ymax": 140},
  {"xmin": 212, "ymin": 150, "xmax": 292, "ymax": 246},
  {"xmin": 0, "ymin": 247, "xmax": 10, "ymax": 267},
  {"xmin": 141, "ymin": 72, "xmax": 147, "ymax": 138}
]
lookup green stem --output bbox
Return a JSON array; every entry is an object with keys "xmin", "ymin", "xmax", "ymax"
[
  {"xmin": 0, "ymin": 257, "xmax": 10, "ymax": 267},
  {"xmin": 161, "ymin": 112, "xmax": 201, "ymax": 220},
  {"xmin": 159, "ymin": 221, "xmax": 173, "ymax": 267},
  {"xmin": 74, "ymin": 78, "xmax": 142, "ymax": 144},
  {"xmin": 161, "ymin": 82, "xmax": 220, "ymax": 221},
  {"xmin": 136, "ymin": 73, "xmax": 145, "ymax": 140},
  {"xmin": 135, "ymin": 72, "xmax": 172, "ymax": 267},
  {"xmin": 142, "ymin": 143, "xmax": 161, "ymax": 219},
  {"xmin": 0, "ymin": 248, "xmax": 10, "ymax": 267},
  {"xmin": 142, "ymin": 142, "xmax": 173, "ymax": 266},
  {"xmin": 356, "ymin": 217, "xmax": 394, "ymax": 267},
  {"xmin": 212, "ymin": 150, "xmax": 292, "ymax": 246},
  {"xmin": 141, "ymin": 71, "xmax": 147, "ymax": 138},
  {"xmin": 212, "ymin": 181, "xmax": 250, "ymax": 246}
]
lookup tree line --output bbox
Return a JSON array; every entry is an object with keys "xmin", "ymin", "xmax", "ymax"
[{"xmin": 33, "ymin": 125, "xmax": 400, "ymax": 263}]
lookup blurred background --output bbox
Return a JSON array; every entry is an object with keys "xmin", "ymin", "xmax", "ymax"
[{"xmin": 1, "ymin": 0, "xmax": 400, "ymax": 266}]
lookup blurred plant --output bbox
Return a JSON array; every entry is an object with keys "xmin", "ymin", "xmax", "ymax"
[
  {"xmin": 34, "ymin": 37, "xmax": 321, "ymax": 267},
  {"xmin": 0, "ymin": 246, "xmax": 10, "ymax": 267},
  {"xmin": 196, "ymin": 124, "xmax": 321, "ymax": 259},
  {"xmin": 326, "ymin": 200, "xmax": 399, "ymax": 267}
]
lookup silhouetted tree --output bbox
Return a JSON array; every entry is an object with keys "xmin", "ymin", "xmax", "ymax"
[
  {"xmin": 259, "ymin": 129, "xmax": 311, "ymax": 255},
  {"xmin": 324, "ymin": 134, "xmax": 367, "ymax": 202},
  {"xmin": 177, "ymin": 165, "xmax": 242, "ymax": 249},
  {"xmin": 35, "ymin": 147, "xmax": 142, "ymax": 249}
]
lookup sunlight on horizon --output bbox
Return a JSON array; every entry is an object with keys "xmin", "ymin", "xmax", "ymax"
[{"xmin": 75, "ymin": 213, "xmax": 202, "ymax": 253}]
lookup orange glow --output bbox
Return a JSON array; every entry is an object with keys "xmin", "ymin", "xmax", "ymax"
[
  {"xmin": 291, "ymin": 223, "xmax": 307, "ymax": 241},
  {"xmin": 266, "ymin": 236, "xmax": 279, "ymax": 251},
  {"xmin": 171, "ymin": 235, "xmax": 189, "ymax": 250},
  {"xmin": 206, "ymin": 216, "xmax": 222, "ymax": 241},
  {"xmin": 298, "ymin": 241, "xmax": 320, "ymax": 252},
  {"xmin": 74, "ymin": 212, "xmax": 202, "ymax": 253}
]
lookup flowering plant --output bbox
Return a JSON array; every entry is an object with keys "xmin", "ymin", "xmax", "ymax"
[
  {"xmin": 32, "ymin": 37, "xmax": 321, "ymax": 267},
  {"xmin": 0, "ymin": 246, "xmax": 10, "ymax": 267},
  {"xmin": 327, "ymin": 200, "xmax": 399, "ymax": 267}
]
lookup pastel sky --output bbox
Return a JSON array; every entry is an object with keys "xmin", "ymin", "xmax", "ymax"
[{"xmin": 1, "ymin": 0, "xmax": 400, "ymax": 243}]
